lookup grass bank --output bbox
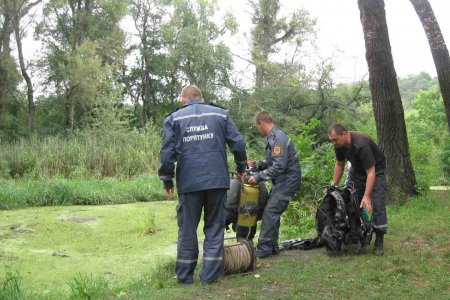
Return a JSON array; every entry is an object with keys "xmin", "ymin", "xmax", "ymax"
[
  {"xmin": 0, "ymin": 175, "xmax": 165, "ymax": 210},
  {"xmin": 1, "ymin": 191, "xmax": 449, "ymax": 299}
]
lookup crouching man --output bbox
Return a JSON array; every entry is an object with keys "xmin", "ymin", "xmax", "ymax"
[{"xmin": 247, "ymin": 111, "xmax": 301, "ymax": 258}]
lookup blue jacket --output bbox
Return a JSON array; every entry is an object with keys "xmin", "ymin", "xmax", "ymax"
[
  {"xmin": 254, "ymin": 127, "xmax": 301, "ymax": 196},
  {"xmin": 158, "ymin": 100, "xmax": 247, "ymax": 193}
]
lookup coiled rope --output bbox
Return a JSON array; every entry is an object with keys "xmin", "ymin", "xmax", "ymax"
[{"xmin": 223, "ymin": 241, "xmax": 255, "ymax": 274}]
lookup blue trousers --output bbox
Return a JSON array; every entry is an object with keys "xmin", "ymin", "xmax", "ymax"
[
  {"xmin": 256, "ymin": 192, "xmax": 291, "ymax": 255},
  {"xmin": 176, "ymin": 189, "xmax": 228, "ymax": 284}
]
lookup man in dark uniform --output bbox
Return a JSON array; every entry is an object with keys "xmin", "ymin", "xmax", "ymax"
[
  {"xmin": 158, "ymin": 85, "xmax": 247, "ymax": 284},
  {"xmin": 247, "ymin": 111, "xmax": 301, "ymax": 258},
  {"xmin": 328, "ymin": 124, "xmax": 388, "ymax": 255}
]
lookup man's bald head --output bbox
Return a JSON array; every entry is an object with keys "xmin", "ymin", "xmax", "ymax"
[{"xmin": 181, "ymin": 85, "xmax": 203, "ymax": 104}]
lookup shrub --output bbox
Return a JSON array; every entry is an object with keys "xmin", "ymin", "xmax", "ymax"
[{"xmin": 283, "ymin": 119, "xmax": 335, "ymax": 236}]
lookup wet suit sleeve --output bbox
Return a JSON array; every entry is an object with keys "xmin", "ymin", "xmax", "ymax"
[
  {"xmin": 158, "ymin": 115, "xmax": 176, "ymax": 189},
  {"xmin": 225, "ymin": 114, "xmax": 247, "ymax": 173}
]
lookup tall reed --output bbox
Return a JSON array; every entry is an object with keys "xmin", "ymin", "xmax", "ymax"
[{"xmin": 0, "ymin": 129, "xmax": 162, "ymax": 179}]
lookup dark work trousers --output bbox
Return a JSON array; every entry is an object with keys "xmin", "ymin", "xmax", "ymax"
[
  {"xmin": 349, "ymin": 170, "xmax": 388, "ymax": 233},
  {"xmin": 176, "ymin": 189, "xmax": 228, "ymax": 284},
  {"xmin": 256, "ymin": 192, "xmax": 291, "ymax": 255}
]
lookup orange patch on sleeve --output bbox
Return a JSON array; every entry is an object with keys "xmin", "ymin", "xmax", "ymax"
[{"xmin": 273, "ymin": 145, "xmax": 282, "ymax": 155}]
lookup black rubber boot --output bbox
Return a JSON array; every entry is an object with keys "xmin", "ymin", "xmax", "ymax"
[
  {"xmin": 272, "ymin": 246, "xmax": 280, "ymax": 256},
  {"xmin": 373, "ymin": 232, "xmax": 384, "ymax": 256},
  {"xmin": 354, "ymin": 239, "xmax": 363, "ymax": 254}
]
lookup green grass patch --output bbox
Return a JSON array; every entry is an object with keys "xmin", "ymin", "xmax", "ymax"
[
  {"xmin": 0, "ymin": 201, "xmax": 181, "ymax": 296},
  {"xmin": 0, "ymin": 175, "xmax": 166, "ymax": 209}
]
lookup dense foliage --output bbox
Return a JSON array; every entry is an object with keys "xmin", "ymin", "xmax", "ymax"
[{"xmin": 0, "ymin": 0, "xmax": 448, "ymax": 212}]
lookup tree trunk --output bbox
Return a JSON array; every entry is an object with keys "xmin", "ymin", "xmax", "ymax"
[
  {"xmin": 12, "ymin": 0, "xmax": 42, "ymax": 132},
  {"xmin": 0, "ymin": 12, "xmax": 13, "ymax": 121},
  {"xmin": 14, "ymin": 18, "xmax": 35, "ymax": 132},
  {"xmin": 66, "ymin": 85, "xmax": 75, "ymax": 130},
  {"xmin": 66, "ymin": 0, "xmax": 90, "ymax": 130},
  {"xmin": 410, "ymin": 0, "xmax": 450, "ymax": 131},
  {"xmin": 253, "ymin": 50, "xmax": 269, "ymax": 90},
  {"xmin": 141, "ymin": 78, "xmax": 148, "ymax": 129},
  {"xmin": 0, "ymin": 55, "xmax": 11, "ymax": 121},
  {"xmin": 251, "ymin": 0, "xmax": 279, "ymax": 90},
  {"xmin": 68, "ymin": 96, "xmax": 75, "ymax": 131},
  {"xmin": 358, "ymin": 0, "xmax": 418, "ymax": 198}
]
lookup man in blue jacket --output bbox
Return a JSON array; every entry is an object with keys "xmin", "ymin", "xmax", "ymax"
[
  {"xmin": 158, "ymin": 85, "xmax": 247, "ymax": 284},
  {"xmin": 248, "ymin": 111, "xmax": 301, "ymax": 258}
]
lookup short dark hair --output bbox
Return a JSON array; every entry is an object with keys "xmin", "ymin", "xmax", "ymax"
[
  {"xmin": 328, "ymin": 124, "xmax": 348, "ymax": 135},
  {"xmin": 255, "ymin": 111, "xmax": 274, "ymax": 124},
  {"xmin": 181, "ymin": 85, "xmax": 202, "ymax": 100}
]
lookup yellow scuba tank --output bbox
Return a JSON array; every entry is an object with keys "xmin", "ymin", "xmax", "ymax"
[{"xmin": 236, "ymin": 183, "xmax": 260, "ymax": 240}]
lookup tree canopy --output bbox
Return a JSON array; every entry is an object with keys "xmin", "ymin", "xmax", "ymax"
[{"xmin": 0, "ymin": 0, "xmax": 448, "ymax": 191}]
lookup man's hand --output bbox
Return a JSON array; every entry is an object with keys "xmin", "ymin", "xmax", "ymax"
[
  {"xmin": 164, "ymin": 187, "xmax": 174, "ymax": 198},
  {"xmin": 247, "ymin": 160, "xmax": 255, "ymax": 169},
  {"xmin": 360, "ymin": 195, "xmax": 372, "ymax": 213},
  {"xmin": 247, "ymin": 176, "xmax": 257, "ymax": 185}
]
